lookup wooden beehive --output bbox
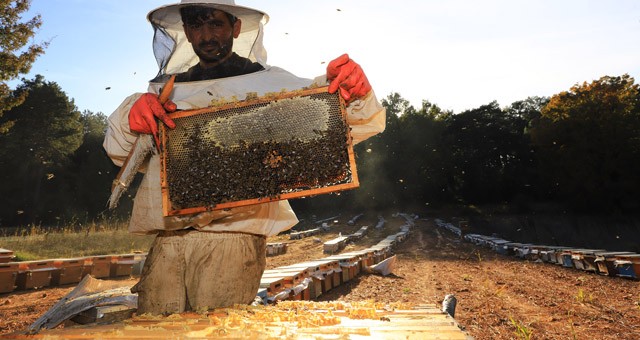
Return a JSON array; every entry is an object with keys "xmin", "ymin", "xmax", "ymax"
[
  {"xmin": 323, "ymin": 235, "xmax": 349, "ymax": 254},
  {"xmin": 16, "ymin": 260, "xmax": 56, "ymax": 290},
  {"xmin": 0, "ymin": 262, "xmax": 19, "ymax": 293},
  {"xmin": 0, "ymin": 248, "xmax": 14, "ymax": 263},
  {"xmin": 613, "ymin": 253, "xmax": 640, "ymax": 279},
  {"xmin": 160, "ymin": 86, "xmax": 358, "ymax": 216},
  {"xmin": 277, "ymin": 263, "xmax": 323, "ymax": 299},
  {"xmin": 594, "ymin": 251, "xmax": 635, "ymax": 276},
  {"xmin": 90, "ymin": 256, "xmax": 112, "ymax": 279},
  {"xmin": 52, "ymin": 258, "xmax": 91, "ymax": 286},
  {"xmin": 110, "ymin": 254, "xmax": 137, "ymax": 277},
  {"xmin": 259, "ymin": 276, "xmax": 285, "ymax": 297}
]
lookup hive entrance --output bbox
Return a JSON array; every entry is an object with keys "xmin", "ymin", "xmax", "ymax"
[{"xmin": 160, "ymin": 87, "xmax": 359, "ymax": 216}]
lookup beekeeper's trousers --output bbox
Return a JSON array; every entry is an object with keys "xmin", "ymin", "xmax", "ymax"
[{"xmin": 132, "ymin": 229, "xmax": 266, "ymax": 315}]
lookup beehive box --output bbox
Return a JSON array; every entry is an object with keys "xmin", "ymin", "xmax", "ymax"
[
  {"xmin": 266, "ymin": 242, "xmax": 287, "ymax": 256},
  {"xmin": 160, "ymin": 86, "xmax": 358, "ymax": 216},
  {"xmin": 306, "ymin": 259, "xmax": 341, "ymax": 289},
  {"xmin": 110, "ymin": 254, "xmax": 137, "ymax": 277},
  {"xmin": 0, "ymin": 248, "xmax": 14, "ymax": 263},
  {"xmin": 15, "ymin": 260, "xmax": 56, "ymax": 290},
  {"xmin": 259, "ymin": 276, "xmax": 285, "ymax": 297},
  {"xmin": 613, "ymin": 253, "xmax": 640, "ymax": 279},
  {"xmin": 52, "ymin": 258, "xmax": 91, "ymax": 285},
  {"xmin": 325, "ymin": 253, "xmax": 362, "ymax": 282},
  {"xmin": 569, "ymin": 249, "xmax": 605, "ymax": 272},
  {"xmin": 81, "ymin": 258, "xmax": 95, "ymax": 279},
  {"xmin": 90, "ymin": 256, "xmax": 112, "ymax": 279},
  {"xmin": 0, "ymin": 262, "xmax": 19, "ymax": 293},
  {"xmin": 261, "ymin": 269, "xmax": 305, "ymax": 288},
  {"xmin": 323, "ymin": 235, "xmax": 349, "ymax": 254},
  {"xmin": 593, "ymin": 251, "xmax": 635, "ymax": 276},
  {"xmin": 277, "ymin": 263, "xmax": 323, "ymax": 299}
]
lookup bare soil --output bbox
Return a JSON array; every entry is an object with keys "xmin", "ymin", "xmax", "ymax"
[{"xmin": 1, "ymin": 213, "xmax": 639, "ymax": 339}]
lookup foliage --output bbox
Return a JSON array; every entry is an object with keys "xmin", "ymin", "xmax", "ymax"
[
  {"xmin": 509, "ymin": 316, "xmax": 533, "ymax": 340},
  {"xmin": 67, "ymin": 111, "xmax": 123, "ymax": 217},
  {"xmin": 1, "ymin": 69, "xmax": 639, "ymax": 227},
  {"xmin": 444, "ymin": 100, "xmax": 535, "ymax": 204},
  {"xmin": 0, "ymin": 0, "xmax": 48, "ymax": 133},
  {"xmin": 0, "ymin": 75, "xmax": 82, "ymax": 225},
  {"xmin": 530, "ymin": 74, "xmax": 640, "ymax": 212},
  {"xmin": 575, "ymin": 288, "xmax": 594, "ymax": 303}
]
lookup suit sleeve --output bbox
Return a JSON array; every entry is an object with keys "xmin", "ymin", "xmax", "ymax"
[{"xmin": 103, "ymin": 93, "xmax": 144, "ymax": 167}]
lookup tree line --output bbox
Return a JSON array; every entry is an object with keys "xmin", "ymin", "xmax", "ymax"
[
  {"xmin": 1, "ymin": 73, "xmax": 639, "ymax": 227},
  {"xmin": 3, "ymin": 1, "xmax": 640, "ymax": 227}
]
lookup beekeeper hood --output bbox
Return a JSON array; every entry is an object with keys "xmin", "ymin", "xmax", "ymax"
[{"xmin": 148, "ymin": 0, "xmax": 269, "ymax": 77}]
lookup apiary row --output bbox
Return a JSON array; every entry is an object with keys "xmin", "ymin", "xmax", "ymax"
[
  {"xmin": 0, "ymin": 253, "xmax": 146, "ymax": 294},
  {"xmin": 258, "ymin": 224, "xmax": 413, "ymax": 304},
  {"xmin": 434, "ymin": 219, "xmax": 640, "ymax": 280}
]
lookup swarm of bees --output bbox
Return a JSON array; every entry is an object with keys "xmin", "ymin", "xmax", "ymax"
[{"xmin": 164, "ymin": 91, "xmax": 353, "ymax": 211}]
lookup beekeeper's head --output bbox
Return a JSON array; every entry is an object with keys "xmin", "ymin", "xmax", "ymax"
[{"xmin": 148, "ymin": 0, "xmax": 268, "ymax": 77}]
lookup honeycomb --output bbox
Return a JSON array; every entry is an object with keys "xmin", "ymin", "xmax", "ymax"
[{"xmin": 160, "ymin": 87, "xmax": 358, "ymax": 216}]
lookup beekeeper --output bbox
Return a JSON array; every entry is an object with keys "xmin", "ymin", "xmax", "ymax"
[{"xmin": 103, "ymin": 0, "xmax": 386, "ymax": 315}]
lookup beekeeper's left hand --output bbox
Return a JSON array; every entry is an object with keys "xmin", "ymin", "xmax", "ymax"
[{"xmin": 327, "ymin": 54, "xmax": 372, "ymax": 103}]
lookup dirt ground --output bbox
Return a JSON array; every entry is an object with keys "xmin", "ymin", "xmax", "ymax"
[{"xmin": 1, "ymin": 212, "xmax": 639, "ymax": 339}]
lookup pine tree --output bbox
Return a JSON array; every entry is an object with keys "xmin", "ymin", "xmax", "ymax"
[{"xmin": 0, "ymin": 0, "xmax": 48, "ymax": 133}]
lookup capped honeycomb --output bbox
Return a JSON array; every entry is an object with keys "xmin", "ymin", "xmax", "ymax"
[{"xmin": 160, "ymin": 87, "xmax": 358, "ymax": 216}]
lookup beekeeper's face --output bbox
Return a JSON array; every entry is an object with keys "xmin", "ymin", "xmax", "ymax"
[{"xmin": 183, "ymin": 8, "xmax": 241, "ymax": 66}]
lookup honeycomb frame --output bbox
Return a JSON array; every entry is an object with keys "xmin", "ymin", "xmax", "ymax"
[{"xmin": 159, "ymin": 86, "xmax": 359, "ymax": 216}]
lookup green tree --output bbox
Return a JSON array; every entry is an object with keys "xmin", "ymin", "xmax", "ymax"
[
  {"xmin": 0, "ymin": 75, "xmax": 82, "ymax": 226},
  {"xmin": 529, "ymin": 74, "xmax": 640, "ymax": 212},
  {"xmin": 395, "ymin": 100, "xmax": 453, "ymax": 207},
  {"xmin": 503, "ymin": 96, "xmax": 548, "ymax": 207},
  {"xmin": 446, "ymin": 101, "xmax": 534, "ymax": 204},
  {"xmin": 68, "ymin": 111, "xmax": 123, "ymax": 218},
  {"xmin": 1, "ymin": 0, "xmax": 48, "ymax": 133}
]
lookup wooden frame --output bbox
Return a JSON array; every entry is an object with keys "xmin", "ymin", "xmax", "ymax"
[{"xmin": 160, "ymin": 86, "xmax": 359, "ymax": 216}]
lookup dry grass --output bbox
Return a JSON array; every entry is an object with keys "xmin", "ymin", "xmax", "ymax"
[{"xmin": 0, "ymin": 218, "xmax": 154, "ymax": 261}]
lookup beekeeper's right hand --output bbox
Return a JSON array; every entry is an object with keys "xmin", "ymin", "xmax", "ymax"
[{"xmin": 129, "ymin": 93, "xmax": 177, "ymax": 135}]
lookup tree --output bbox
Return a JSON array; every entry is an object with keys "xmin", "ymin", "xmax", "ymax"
[
  {"xmin": 445, "ymin": 101, "xmax": 534, "ymax": 204},
  {"xmin": 530, "ymin": 74, "xmax": 640, "ymax": 212},
  {"xmin": 0, "ymin": 0, "xmax": 48, "ymax": 133},
  {"xmin": 503, "ymin": 96, "xmax": 548, "ymax": 207},
  {"xmin": 394, "ymin": 100, "xmax": 453, "ymax": 207},
  {"xmin": 68, "ymin": 111, "xmax": 123, "ymax": 218},
  {"xmin": 0, "ymin": 75, "xmax": 82, "ymax": 226}
]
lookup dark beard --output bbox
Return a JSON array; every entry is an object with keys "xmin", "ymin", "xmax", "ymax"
[{"xmin": 194, "ymin": 39, "xmax": 233, "ymax": 64}]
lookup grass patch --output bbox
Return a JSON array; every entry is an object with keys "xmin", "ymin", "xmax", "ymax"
[
  {"xmin": 575, "ymin": 288, "xmax": 594, "ymax": 304},
  {"xmin": 509, "ymin": 316, "xmax": 533, "ymax": 340},
  {"xmin": 0, "ymin": 219, "xmax": 154, "ymax": 260}
]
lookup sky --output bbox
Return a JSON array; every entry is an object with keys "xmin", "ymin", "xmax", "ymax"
[{"xmin": 12, "ymin": 0, "xmax": 640, "ymax": 115}]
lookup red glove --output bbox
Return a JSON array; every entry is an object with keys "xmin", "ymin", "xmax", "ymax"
[
  {"xmin": 129, "ymin": 93, "xmax": 177, "ymax": 147},
  {"xmin": 327, "ymin": 54, "xmax": 372, "ymax": 103}
]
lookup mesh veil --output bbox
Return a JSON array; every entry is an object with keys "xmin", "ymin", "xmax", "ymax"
[{"xmin": 147, "ymin": 1, "xmax": 269, "ymax": 78}]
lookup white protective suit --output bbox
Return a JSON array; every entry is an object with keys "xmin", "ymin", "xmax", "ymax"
[{"xmin": 102, "ymin": 0, "xmax": 385, "ymax": 314}]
